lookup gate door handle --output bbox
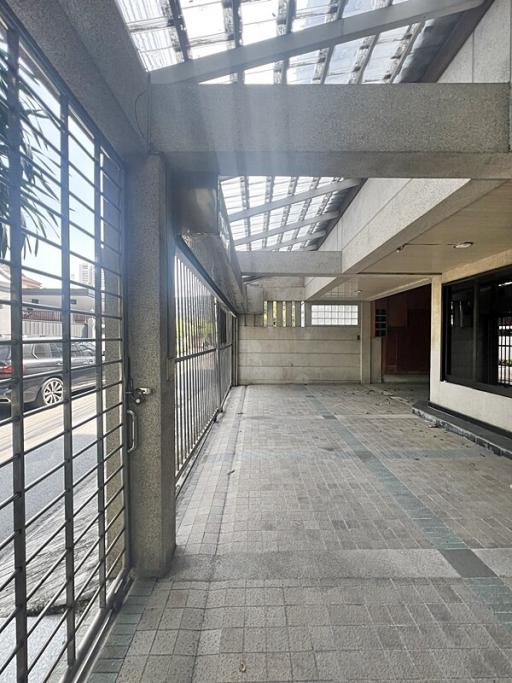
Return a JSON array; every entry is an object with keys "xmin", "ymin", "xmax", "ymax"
[{"xmin": 127, "ymin": 409, "xmax": 137, "ymax": 453}]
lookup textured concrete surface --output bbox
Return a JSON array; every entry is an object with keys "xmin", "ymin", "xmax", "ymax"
[
  {"xmin": 126, "ymin": 155, "xmax": 176, "ymax": 576},
  {"xmin": 238, "ymin": 253, "xmax": 344, "ymax": 278},
  {"xmin": 151, "ymin": 83, "xmax": 512, "ymax": 178},
  {"xmin": 239, "ymin": 326, "xmax": 361, "ymax": 384},
  {"xmin": 90, "ymin": 384, "xmax": 512, "ymax": 681}
]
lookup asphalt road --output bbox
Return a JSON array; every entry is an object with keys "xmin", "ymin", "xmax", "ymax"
[{"xmin": 0, "ymin": 395, "xmax": 98, "ymax": 543}]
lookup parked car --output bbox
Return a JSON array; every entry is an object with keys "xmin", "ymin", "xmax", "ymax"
[{"xmin": 0, "ymin": 339, "xmax": 97, "ymax": 407}]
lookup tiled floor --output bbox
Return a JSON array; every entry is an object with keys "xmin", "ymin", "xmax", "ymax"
[{"xmin": 90, "ymin": 384, "xmax": 512, "ymax": 682}]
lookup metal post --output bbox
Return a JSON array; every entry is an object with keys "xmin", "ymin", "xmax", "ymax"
[
  {"xmin": 60, "ymin": 96, "xmax": 76, "ymax": 668},
  {"xmin": 7, "ymin": 26, "xmax": 28, "ymax": 682}
]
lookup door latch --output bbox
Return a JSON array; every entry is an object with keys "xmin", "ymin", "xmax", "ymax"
[{"xmin": 128, "ymin": 386, "xmax": 152, "ymax": 405}]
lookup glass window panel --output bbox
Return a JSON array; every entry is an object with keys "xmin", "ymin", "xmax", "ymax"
[
  {"xmin": 311, "ymin": 304, "xmax": 359, "ymax": 326},
  {"xmin": 182, "ymin": 2, "xmax": 225, "ymax": 40},
  {"xmin": 241, "ymin": 0, "xmax": 278, "ymax": 44},
  {"xmin": 446, "ymin": 284, "xmax": 474, "ymax": 381}
]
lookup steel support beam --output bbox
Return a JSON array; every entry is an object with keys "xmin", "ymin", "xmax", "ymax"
[
  {"xmin": 228, "ymin": 179, "xmax": 359, "ymax": 221},
  {"xmin": 234, "ymin": 211, "xmax": 339, "ymax": 245},
  {"xmin": 152, "ymin": 83, "xmax": 512, "ymax": 179},
  {"xmin": 151, "ymin": 0, "xmax": 485, "ymax": 84}
]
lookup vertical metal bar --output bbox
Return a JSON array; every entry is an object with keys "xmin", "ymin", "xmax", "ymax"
[
  {"xmin": 7, "ymin": 25, "xmax": 28, "ymax": 683},
  {"xmin": 60, "ymin": 97, "xmax": 76, "ymax": 667},
  {"xmin": 178, "ymin": 259, "xmax": 184, "ymax": 471},
  {"xmin": 175, "ymin": 259, "xmax": 180, "ymax": 472},
  {"xmin": 185, "ymin": 265, "xmax": 192, "ymax": 457},
  {"xmin": 119, "ymin": 164, "xmax": 129, "ymax": 573},
  {"xmin": 191, "ymin": 272, "xmax": 198, "ymax": 445},
  {"xmin": 215, "ymin": 302, "xmax": 222, "ymax": 410},
  {"xmin": 94, "ymin": 141, "xmax": 107, "ymax": 610}
]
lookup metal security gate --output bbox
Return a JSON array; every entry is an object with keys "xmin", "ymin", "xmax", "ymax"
[
  {"xmin": 174, "ymin": 251, "xmax": 235, "ymax": 480},
  {"xmin": 0, "ymin": 6, "xmax": 129, "ymax": 681}
]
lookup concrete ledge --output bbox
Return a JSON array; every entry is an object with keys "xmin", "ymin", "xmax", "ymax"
[{"xmin": 413, "ymin": 401, "xmax": 512, "ymax": 459}]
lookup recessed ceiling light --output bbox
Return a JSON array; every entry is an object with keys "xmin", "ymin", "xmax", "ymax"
[
  {"xmin": 453, "ymin": 241, "xmax": 474, "ymax": 249},
  {"xmin": 354, "ymin": 289, "xmax": 362, "ymax": 295}
]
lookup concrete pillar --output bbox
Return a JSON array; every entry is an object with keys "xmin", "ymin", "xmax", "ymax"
[
  {"xmin": 294, "ymin": 301, "xmax": 302, "ymax": 327},
  {"xmin": 126, "ymin": 154, "xmax": 176, "ymax": 577},
  {"xmin": 429, "ymin": 276, "xmax": 443, "ymax": 405},
  {"xmin": 370, "ymin": 337, "xmax": 383, "ymax": 384},
  {"xmin": 304, "ymin": 303, "xmax": 312, "ymax": 327},
  {"xmin": 285, "ymin": 302, "xmax": 293, "ymax": 328},
  {"xmin": 276, "ymin": 301, "xmax": 283, "ymax": 327},
  {"xmin": 360, "ymin": 301, "xmax": 372, "ymax": 384}
]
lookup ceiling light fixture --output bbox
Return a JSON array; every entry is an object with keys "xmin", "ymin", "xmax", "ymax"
[{"xmin": 453, "ymin": 241, "xmax": 474, "ymax": 249}]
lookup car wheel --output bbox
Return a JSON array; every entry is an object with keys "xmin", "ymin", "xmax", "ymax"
[{"xmin": 37, "ymin": 377, "xmax": 64, "ymax": 407}]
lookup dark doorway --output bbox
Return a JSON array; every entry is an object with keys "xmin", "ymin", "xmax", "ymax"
[{"xmin": 373, "ymin": 285, "xmax": 431, "ymax": 380}]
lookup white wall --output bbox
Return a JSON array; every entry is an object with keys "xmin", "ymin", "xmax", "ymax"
[
  {"xmin": 430, "ymin": 250, "xmax": 512, "ymax": 433},
  {"xmin": 239, "ymin": 324, "xmax": 360, "ymax": 384}
]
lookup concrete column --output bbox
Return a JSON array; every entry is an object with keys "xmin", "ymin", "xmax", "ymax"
[
  {"xmin": 276, "ymin": 301, "xmax": 283, "ymax": 327},
  {"xmin": 294, "ymin": 301, "xmax": 302, "ymax": 327},
  {"xmin": 304, "ymin": 303, "xmax": 312, "ymax": 327},
  {"xmin": 126, "ymin": 154, "xmax": 176, "ymax": 577},
  {"xmin": 285, "ymin": 302, "xmax": 293, "ymax": 328},
  {"xmin": 429, "ymin": 276, "xmax": 443, "ymax": 405},
  {"xmin": 360, "ymin": 301, "xmax": 372, "ymax": 384}
]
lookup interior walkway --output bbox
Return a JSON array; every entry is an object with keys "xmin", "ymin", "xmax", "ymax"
[{"xmin": 90, "ymin": 384, "xmax": 512, "ymax": 682}]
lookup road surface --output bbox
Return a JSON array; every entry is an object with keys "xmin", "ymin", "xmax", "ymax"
[{"xmin": 0, "ymin": 394, "xmax": 98, "ymax": 543}]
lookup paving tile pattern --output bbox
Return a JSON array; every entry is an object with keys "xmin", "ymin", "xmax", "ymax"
[{"xmin": 90, "ymin": 384, "xmax": 512, "ymax": 682}]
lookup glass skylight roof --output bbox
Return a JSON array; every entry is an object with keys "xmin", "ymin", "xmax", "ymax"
[{"xmin": 116, "ymin": 0, "xmax": 463, "ymax": 251}]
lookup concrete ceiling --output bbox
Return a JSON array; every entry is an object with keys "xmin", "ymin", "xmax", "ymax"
[{"xmin": 319, "ymin": 180, "xmax": 512, "ymax": 301}]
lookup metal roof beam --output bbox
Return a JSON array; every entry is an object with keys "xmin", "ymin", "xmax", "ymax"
[
  {"xmin": 151, "ymin": 0, "xmax": 485, "ymax": 83},
  {"xmin": 234, "ymin": 212, "xmax": 339, "ymax": 245},
  {"xmin": 228, "ymin": 179, "xmax": 360, "ymax": 221}
]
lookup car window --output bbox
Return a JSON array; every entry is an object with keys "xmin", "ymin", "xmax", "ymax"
[
  {"xmin": 0, "ymin": 346, "xmax": 11, "ymax": 361},
  {"xmin": 50, "ymin": 343, "xmax": 62, "ymax": 358},
  {"xmin": 79, "ymin": 343, "xmax": 95, "ymax": 357},
  {"xmin": 22, "ymin": 345, "xmax": 33, "ymax": 359},
  {"xmin": 71, "ymin": 343, "xmax": 83, "ymax": 357},
  {"xmin": 33, "ymin": 343, "xmax": 51, "ymax": 358}
]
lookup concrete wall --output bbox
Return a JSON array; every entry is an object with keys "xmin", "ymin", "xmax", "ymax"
[
  {"xmin": 239, "ymin": 324, "xmax": 360, "ymax": 384},
  {"xmin": 430, "ymin": 250, "xmax": 512, "ymax": 433}
]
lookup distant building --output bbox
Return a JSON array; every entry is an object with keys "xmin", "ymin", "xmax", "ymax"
[{"xmin": 77, "ymin": 263, "xmax": 94, "ymax": 287}]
